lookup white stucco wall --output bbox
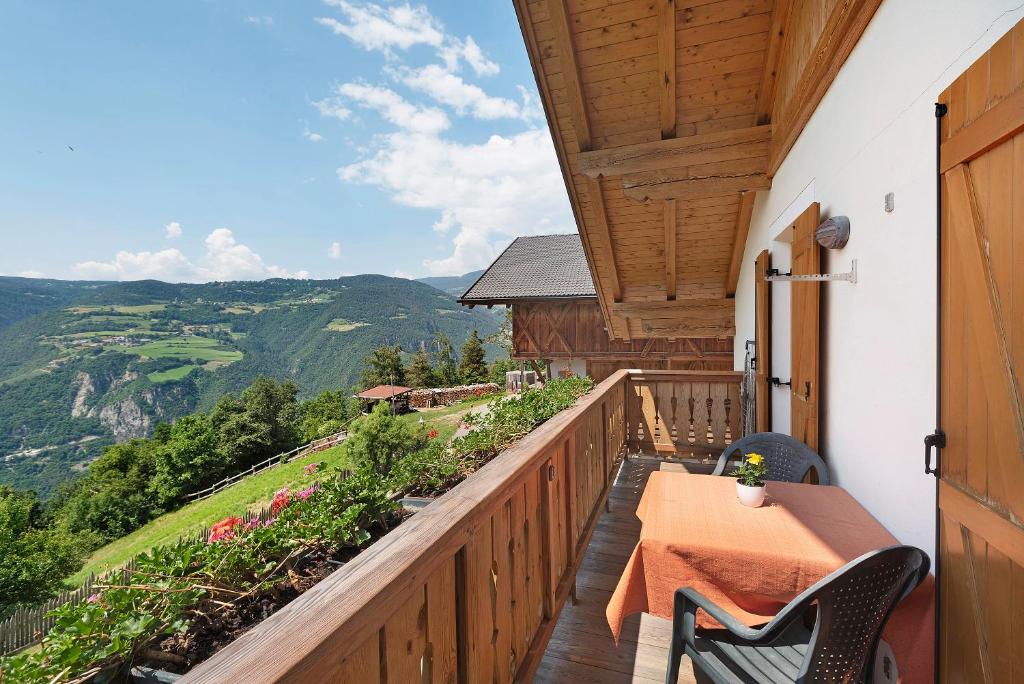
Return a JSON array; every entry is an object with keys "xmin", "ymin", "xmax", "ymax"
[{"xmin": 733, "ymin": 0, "xmax": 1024, "ymax": 559}]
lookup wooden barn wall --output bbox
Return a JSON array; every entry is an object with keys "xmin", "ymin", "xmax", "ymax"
[{"xmin": 512, "ymin": 300, "xmax": 732, "ymax": 381}]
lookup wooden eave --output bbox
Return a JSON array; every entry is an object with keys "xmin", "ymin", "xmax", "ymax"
[
  {"xmin": 458, "ymin": 294, "xmax": 598, "ymax": 307},
  {"xmin": 513, "ymin": 0, "xmax": 881, "ymax": 341}
]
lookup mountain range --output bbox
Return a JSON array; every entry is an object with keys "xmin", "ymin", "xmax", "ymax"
[{"xmin": 0, "ymin": 273, "xmax": 499, "ymax": 496}]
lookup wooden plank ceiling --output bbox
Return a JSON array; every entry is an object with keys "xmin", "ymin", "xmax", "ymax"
[{"xmin": 513, "ymin": 0, "xmax": 881, "ymax": 340}]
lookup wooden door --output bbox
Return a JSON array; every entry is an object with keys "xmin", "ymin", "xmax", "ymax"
[
  {"xmin": 938, "ymin": 24, "xmax": 1024, "ymax": 683},
  {"xmin": 790, "ymin": 203, "xmax": 821, "ymax": 451},
  {"xmin": 754, "ymin": 249, "xmax": 772, "ymax": 432}
]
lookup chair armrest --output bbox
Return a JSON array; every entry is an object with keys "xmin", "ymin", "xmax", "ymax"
[
  {"xmin": 674, "ymin": 587, "xmax": 812, "ymax": 647},
  {"xmin": 711, "ymin": 449, "xmax": 735, "ymax": 476},
  {"xmin": 674, "ymin": 587, "xmax": 761, "ymax": 645}
]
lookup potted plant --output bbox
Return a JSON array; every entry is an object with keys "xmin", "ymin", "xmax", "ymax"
[{"xmin": 731, "ymin": 452, "xmax": 768, "ymax": 507}]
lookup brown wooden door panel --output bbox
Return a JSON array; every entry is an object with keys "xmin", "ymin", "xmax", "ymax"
[
  {"xmin": 939, "ymin": 23, "xmax": 1024, "ymax": 683},
  {"xmin": 754, "ymin": 249, "xmax": 771, "ymax": 432},
  {"xmin": 790, "ymin": 203, "xmax": 821, "ymax": 451}
]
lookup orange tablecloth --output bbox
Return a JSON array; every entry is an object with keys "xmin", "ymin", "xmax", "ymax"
[{"xmin": 606, "ymin": 473, "xmax": 934, "ymax": 683}]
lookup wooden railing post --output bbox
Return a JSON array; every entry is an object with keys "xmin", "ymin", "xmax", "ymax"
[
  {"xmin": 563, "ymin": 436, "xmax": 577, "ymax": 605},
  {"xmin": 539, "ymin": 457, "xmax": 556, "ymax": 621}
]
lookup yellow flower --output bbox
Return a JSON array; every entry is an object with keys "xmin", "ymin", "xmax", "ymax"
[{"xmin": 746, "ymin": 453, "xmax": 764, "ymax": 465}]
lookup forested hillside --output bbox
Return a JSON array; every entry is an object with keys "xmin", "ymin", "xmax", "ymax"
[
  {"xmin": 415, "ymin": 269, "xmax": 484, "ymax": 297},
  {"xmin": 0, "ymin": 275, "xmax": 501, "ymax": 496}
]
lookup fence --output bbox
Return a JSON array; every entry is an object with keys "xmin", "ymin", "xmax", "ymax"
[
  {"xmin": 0, "ymin": 560, "xmax": 132, "ymax": 657},
  {"xmin": 185, "ymin": 430, "xmax": 347, "ymax": 502}
]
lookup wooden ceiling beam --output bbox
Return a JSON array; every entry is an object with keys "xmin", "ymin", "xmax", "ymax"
[
  {"xmin": 658, "ymin": 0, "xmax": 677, "ymax": 139},
  {"xmin": 755, "ymin": 0, "xmax": 793, "ymax": 126},
  {"xmin": 577, "ymin": 125, "xmax": 771, "ymax": 178},
  {"xmin": 586, "ymin": 176, "xmax": 623, "ymax": 303},
  {"xmin": 726, "ymin": 191, "xmax": 757, "ymax": 297},
  {"xmin": 623, "ymin": 173, "xmax": 771, "ymax": 202},
  {"xmin": 664, "ymin": 199, "xmax": 677, "ymax": 300},
  {"xmin": 613, "ymin": 298, "xmax": 735, "ymax": 337},
  {"xmin": 547, "ymin": 0, "xmax": 591, "ymax": 151}
]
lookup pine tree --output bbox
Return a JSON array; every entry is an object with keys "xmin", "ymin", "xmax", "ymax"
[
  {"xmin": 433, "ymin": 332, "xmax": 460, "ymax": 387},
  {"xmin": 362, "ymin": 344, "xmax": 406, "ymax": 388},
  {"xmin": 406, "ymin": 348, "xmax": 438, "ymax": 388},
  {"xmin": 458, "ymin": 330, "xmax": 488, "ymax": 384}
]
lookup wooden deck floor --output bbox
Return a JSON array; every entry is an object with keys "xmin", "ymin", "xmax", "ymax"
[{"xmin": 534, "ymin": 456, "xmax": 714, "ymax": 684}]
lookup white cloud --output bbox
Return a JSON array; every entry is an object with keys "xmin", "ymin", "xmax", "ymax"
[
  {"xmin": 392, "ymin": 269, "xmax": 413, "ymax": 279},
  {"xmin": 318, "ymin": 2, "xmax": 500, "ymax": 77},
  {"xmin": 394, "ymin": 64, "xmax": 538, "ymax": 121},
  {"xmin": 164, "ymin": 221, "xmax": 183, "ymax": 239},
  {"xmin": 18, "ymin": 270, "xmax": 43, "ymax": 278},
  {"xmin": 314, "ymin": 0, "xmax": 567, "ymax": 274},
  {"xmin": 73, "ymin": 229, "xmax": 308, "ymax": 282},
  {"xmin": 316, "ymin": 1, "xmax": 444, "ymax": 54},
  {"xmin": 75, "ymin": 248, "xmax": 197, "ymax": 282},
  {"xmin": 311, "ymin": 97, "xmax": 352, "ymax": 121},
  {"xmin": 302, "ymin": 125, "xmax": 325, "ymax": 142},
  {"xmin": 340, "ymin": 128, "xmax": 574, "ymax": 275},
  {"xmin": 327, "ymin": 241, "xmax": 342, "ymax": 259},
  {"xmin": 439, "ymin": 36, "xmax": 499, "ymax": 77},
  {"xmin": 245, "ymin": 15, "xmax": 274, "ymax": 26},
  {"xmin": 337, "ymin": 83, "xmax": 449, "ymax": 134}
]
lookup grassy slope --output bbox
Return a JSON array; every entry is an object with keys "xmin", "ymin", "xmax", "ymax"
[
  {"xmin": 71, "ymin": 396, "xmax": 496, "ymax": 584},
  {"xmin": 71, "ymin": 447, "xmax": 351, "ymax": 584}
]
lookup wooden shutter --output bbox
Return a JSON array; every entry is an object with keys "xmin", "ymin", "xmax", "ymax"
[
  {"xmin": 938, "ymin": 24, "xmax": 1024, "ymax": 682},
  {"xmin": 754, "ymin": 249, "xmax": 771, "ymax": 432},
  {"xmin": 790, "ymin": 202, "xmax": 821, "ymax": 451}
]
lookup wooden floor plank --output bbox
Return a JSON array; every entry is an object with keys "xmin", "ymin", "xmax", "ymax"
[{"xmin": 533, "ymin": 457, "xmax": 699, "ymax": 683}]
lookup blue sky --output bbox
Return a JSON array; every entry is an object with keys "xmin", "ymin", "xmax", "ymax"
[{"xmin": 0, "ymin": 0, "xmax": 574, "ymax": 282}]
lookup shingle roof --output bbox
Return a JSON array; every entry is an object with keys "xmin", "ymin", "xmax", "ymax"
[
  {"xmin": 354, "ymin": 385, "xmax": 412, "ymax": 400},
  {"xmin": 458, "ymin": 234, "xmax": 597, "ymax": 304}
]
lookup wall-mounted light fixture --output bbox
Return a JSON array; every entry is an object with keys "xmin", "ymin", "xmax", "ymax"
[{"xmin": 815, "ymin": 215, "xmax": 850, "ymax": 249}]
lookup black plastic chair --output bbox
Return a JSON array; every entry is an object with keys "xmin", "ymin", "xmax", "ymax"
[
  {"xmin": 712, "ymin": 432, "xmax": 830, "ymax": 485},
  {"xmin": 665, "ymin": 545, "xmax": 930, "ymax": 684}
]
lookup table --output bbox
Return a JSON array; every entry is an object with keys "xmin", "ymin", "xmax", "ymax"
[{"xmin": 605, "ymin": 473, "xmax": 934, "ymax": 683}]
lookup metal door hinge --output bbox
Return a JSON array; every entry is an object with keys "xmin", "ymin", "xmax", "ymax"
[{"xmin": 924, "ymin": 430, "xmax": 945, "ymax": 476}]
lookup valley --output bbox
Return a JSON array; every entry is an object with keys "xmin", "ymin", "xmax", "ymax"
[{"xmin": 0, "ymin": 274, "xmax": 499, "ymax": 496}]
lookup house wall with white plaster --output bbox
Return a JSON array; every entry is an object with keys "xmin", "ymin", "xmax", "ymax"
[{"xmin": 733, "ymin": 0, "xmax": 1024, "ymax": 560}]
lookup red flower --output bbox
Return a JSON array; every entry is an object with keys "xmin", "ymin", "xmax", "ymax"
[
  {"xmin": 474, "ymin": 388, "xmax": 484, "ymax": 396},
  {"xmin": 271, "ymin": 487, "xmax": 291, "ymax": 515},
  {"xmin": 427, "ymin": 429, "xmax": 438, "ymax": 439},
  {"xmin": 208, "ymin": 516, "xmax": 244, "ymax": 543}
]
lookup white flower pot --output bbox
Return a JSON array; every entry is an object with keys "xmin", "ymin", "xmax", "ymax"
[{"xmin": 736, "ymin": 481, "xmax": 766, "ymax": 508}]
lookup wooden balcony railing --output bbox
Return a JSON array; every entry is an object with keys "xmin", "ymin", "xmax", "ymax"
[
  {"xmin": 626, "ymin": 370, "xmax": 743, "ymax": 458},
  {"xmin": 184, "ymin": 369, "xmax": 741, "ymax": 683}
]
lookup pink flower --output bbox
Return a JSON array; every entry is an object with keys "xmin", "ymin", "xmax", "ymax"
[
  {"xmin": 87, "ymin": 593, "xmax": 100, "ymax": 604},
  {"xmin": 263, "ymin": 517, "xmax": 277, "ymax": 527},
  {"xmin": 297, "ymin": 484, "xmax": 318, "ymax": 501},
  {"xmin": 304, "ymin": 463, "xmax": 318, "ymax": 477}
]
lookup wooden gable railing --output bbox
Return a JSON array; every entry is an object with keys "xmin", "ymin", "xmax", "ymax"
[
  {"xmin": 627, "ymin": 370, "xmax": 743, "ymax": 458},
  {"xmin": 184, "ymin": 370, "xmax": 741, "ymax": 683}
]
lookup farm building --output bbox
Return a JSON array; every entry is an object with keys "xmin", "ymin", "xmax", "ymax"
[
  {"xmin": 353, "ymin": 385, "xmax": 412, "ymax": 413},
  {"xmin": 459, "ymin": 234, "xmax": 733, "ymax": 381}
]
